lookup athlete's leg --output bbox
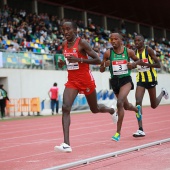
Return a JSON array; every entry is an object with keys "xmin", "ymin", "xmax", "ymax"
[
  {"xmin": 123, "ymin": 98, "xmax": 138, "ymax": 112},
  {"xmin": 116, "ymin": 82, "xmax": 132, "ymax": 134},
  {"xmin": 135, "ymin": 85, "xmax": 145, "ymax": 129},
  {"xmin": 62, "ymin": 87, "xmax": 79, "ymax": 145},
  {"xmin": 148, "ymin": 87, "xmax": 164, "ymax": 109},
  {"xmin": 85, "ymin": 89, "xmax": 115, "ymax": 115}
]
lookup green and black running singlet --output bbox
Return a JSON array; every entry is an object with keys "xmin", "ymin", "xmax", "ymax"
[{"xmin": 109, "ymin": 47, "xmax": 131, "ymax": 79}]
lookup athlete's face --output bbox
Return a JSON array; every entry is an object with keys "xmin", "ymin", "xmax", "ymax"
[
  {"xmin": 62, "ymin": 22, "xmax": 76, "ymax": 41},
  {"xmin": 134, "ymin": 36, "xmax": 144, "ymax": 49},
  {"xmin": 110, "ymin": 33, "xmax": 122, "ymax": 48}
]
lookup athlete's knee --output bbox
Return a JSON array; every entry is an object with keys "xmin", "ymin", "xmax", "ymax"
[
  {"xmin": 117, "ymin": 99, "xmax": 124, "ymax": 108},
  {"xmin": 124, "ymin": 104, "xmax": 130, "ymax": 110},
  {"xmin": 62, "ymin": 104, "xmax": 72, "ymax": 113},
  {"xmin": 90, "ymin": 106, "xmax": 100, "ymax": 114},
  {"xmin": 151, "ymin": 103, "xmax": 157, "ymax": 109},
  {"xmin": 90, "ymin": 105, "xmax": 101, "ymax": 114}
]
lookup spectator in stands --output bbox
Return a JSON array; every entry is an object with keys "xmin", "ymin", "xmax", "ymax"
[
  {"xmin": 100, "ymin": 32, "xmax": 143, "ymax": 142},
  {"xmin": 11, "ymin": 38, "xmax": 20, "ymax": 51},
  {"xmin": 3, "ymin": 23, "xmax": 14, "ymax": 40},
  {"xmin": 20, "ymin": 38, "xmax": 27, "ymax": 51},
  {"xmin": 39, "ymin": 32, "xmax": 46, "ymax": 44},
  {"xmin": 33, "ymin": 30, "xmax": 41, "ymax": 40},
  {"xmin": 133, "ymin": 34, "xmax": 169, "ymax": 137},
  {"xmin": 19, "ymin": 9, "xmax": 26, "ymax": 20},
  {"xmin": 0, "ymin": 84, "xmax": 9, "ymax": 119},
  {"xmin": 15, "ymin": 29, "xmax": 25, "ymax": 45},
  {"xmin": 48, "ymin": 82, "xmax": 59, "ymax": 115},
  {"xmin": 6, "ymin": 44, "xmax": 16, "ymax": 52},
  {"xmin": 54, "ymin": 21, "xmax": 117, "ymax": 153},
  {"xmin": 51, "ymin": 30, "xmax": 57, "ymax": 41},
  {"xmin": 1, "ymin": 5, "xmax": 170, "ymax": 68},
  {"xmin": 25, "ymin": 30, "xmax": 32, "ymax": 42}
]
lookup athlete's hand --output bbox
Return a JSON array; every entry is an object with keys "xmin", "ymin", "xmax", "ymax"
[
  {"xmin": 58, "ymin": 59, "xmax": 65, "ymax": 68},
  {"xmin": 138, "ymin": 59, "xmax": 147, "ymax": 66},
  {"xmin": 127, "ymin": 62, "xmax": 136, "ymax": 70},
  {"xmin": 105, "ymin": 60, "xmax": 110, "ymax": 67},
  {"xmin": 66, "ymin": 56, "xmax": 79, "ymax": 63}
]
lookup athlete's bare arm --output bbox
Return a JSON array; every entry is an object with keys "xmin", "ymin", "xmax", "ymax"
[
  {"xmin": 127, "ymin": 48, "xmax": 142, "ymax": 70},
  {"xmin": 58, "ymin": 41, "xmax": 66, "ymax": 68},
  {"xmin": 78, "ymin": 39, "xmax": 101, "ymax": 64},
  {"xmin": 100, "ymin": 49, "xmax": 110, "ymax": 73},
  {"xmin": 146, "ymin": 47, "xmax": 161, "ymax": 68},
  {"xmin": 63, "ymin": 39, "xmax": 101, "ymax": 65}
]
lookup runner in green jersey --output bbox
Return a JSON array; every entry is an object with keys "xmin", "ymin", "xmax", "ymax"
[{"xmin": 100, "ymin": 32, "xmax": 143, "ymax": 141}]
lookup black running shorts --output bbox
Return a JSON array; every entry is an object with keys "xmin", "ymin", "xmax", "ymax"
[
  {"xmin": 110, "ymin": 76, "xmax": 134, "ymax": 94},
  {"xmin": 137, "ymin": 81, "xmax": 158, "ymax": 89}
]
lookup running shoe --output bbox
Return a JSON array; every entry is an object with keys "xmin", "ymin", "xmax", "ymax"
[
  {"xmin": 54, "ymin": 143, "xmax": 72, "ymax": 153},
  {"xmin": 133, "ymin": 130, "xmax": 146, "ymax": 137},
  {"xmin": 111, "ymin": 105, "xmax": 118, "ymax": 124},
  {"xmin": 112, "ymin": 132, "xmax": 120, "ymax": 142},
  {"xmin": 136, "ymin": 105, "xmax": 142, "ymax": 121},
  {"xmin": 112, "ymin": 112, "xmax": 118, "ymax": 124},
  {"xmin": 162, "ymin": 88, "xmax": 169, "ymax": 100}
]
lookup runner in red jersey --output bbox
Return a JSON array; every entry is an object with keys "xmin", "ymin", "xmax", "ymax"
[
  {"xmin": 63, "ymin": 36, "xmax": 96, "ymax": 95},
  {"xmin": 54, "ymin": 21, "xmax": 118, "ymax": 153}
]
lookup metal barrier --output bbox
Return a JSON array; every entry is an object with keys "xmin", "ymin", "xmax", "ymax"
[{"xmin": 44, "ymin": 138, "xmax": 170, "ymax": 170}]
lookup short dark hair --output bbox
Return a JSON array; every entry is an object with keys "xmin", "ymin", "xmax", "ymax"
[
  {"xmin": 63, "ymin": 21, "xmax": 77, "ymax": 30},
  {"xmin": 53, "ymin": 82, "xmax": 57, "ymax": 86},
  {"xmin": 110, "ymin": 32, "xmax": 124, "ymax": 40},
  {"xmin": 135, "ymin": 34, "xmax": 144, "ymax": 41}
]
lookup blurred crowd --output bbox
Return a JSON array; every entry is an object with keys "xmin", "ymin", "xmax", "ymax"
[{"xmin": 0, "ymin": 5, "xmax": 170, "ymax": 72}]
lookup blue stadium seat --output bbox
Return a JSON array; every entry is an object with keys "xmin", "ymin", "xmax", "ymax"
[
  {"xmin": 78, "ymin": 95, "xmax": 87, "ymax": 105},
  {"xmin": 38, "ymin": 44, "xmax": 42, "ymax": 49},
  {"xmin": 34, "ymin": 59, "xmax": 40, "ymax": 65},
  {"xmin": 108, "ymin": 90, "xmax": 114, "ymax": 99},
  {"xmin": 2, "ymin": 40, "xmax": 6, "ymax": 45},
  {"xmin": 97, "ymin": 90, "xmax": 102, "ymax": 100},
  {"xmin": 102, "ymin": 90, "xmax": 108, "ymax": 100},
  {"xmin": 33, "ymin": 48, "xmax": 37, "ymax": 53}
]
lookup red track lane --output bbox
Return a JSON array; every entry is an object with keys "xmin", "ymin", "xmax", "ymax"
[
  {"xmin": 0, "ymin": 105, "xmax": 170, "ymax": 170},
  {"xmin": 71, "ymin": 143, "xmax": 170, "ymax": 170}
]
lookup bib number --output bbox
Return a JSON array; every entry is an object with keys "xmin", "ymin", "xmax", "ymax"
[
  {"xmin": 112, "ymin": 60, "xmax": 128, "ymax": 75},
  {"xmin": 137, "ymin": 58, "xmax": 150, "ymax": 72},
  {"xmin": 64, "ymin": 52, "xmax": 79, "ymax": 70}
]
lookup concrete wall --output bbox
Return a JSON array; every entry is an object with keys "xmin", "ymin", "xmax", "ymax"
[{"xmin": 0, "ymin": 69, "xmax": 169, "ymax": 106}]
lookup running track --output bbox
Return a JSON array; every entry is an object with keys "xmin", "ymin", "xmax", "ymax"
[{"xmin": 0, "ymin": 105, "xmax": 170, "ymax": 170}]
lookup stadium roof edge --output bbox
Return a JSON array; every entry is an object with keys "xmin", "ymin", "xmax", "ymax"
[{"xmin": 40, "ymin": 0, "xmax": 170, "ymax": 31}]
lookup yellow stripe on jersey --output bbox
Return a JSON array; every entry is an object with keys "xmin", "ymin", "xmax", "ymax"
[{"xmin": 136, "ymin": 47, "xmax": 157, "ymax": 82}]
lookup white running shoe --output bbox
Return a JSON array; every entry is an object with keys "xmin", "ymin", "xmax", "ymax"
[
  {"xmin": 162, "ymin": 88, "xmax": 169, "ymax": 100},
  {"xmin": 54, "ymin": 143, "xmax": 72, "ymax": 153},
  {"xmin": 112, "ymin": 112, "xmax": 118, "ymax": 124},
  {"xmin": 133, "ymin": 130, "xmax": 145, "ymax": 137}
]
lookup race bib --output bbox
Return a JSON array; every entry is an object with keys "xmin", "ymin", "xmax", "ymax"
[
  {"xmin": 64, "ymin": 52, "xmax": 79, "ymax": 70},
  {"xmin": 137, "ymin": 58, "xmax": 150, "ymax": 72},
  {"xmin": 112, "ymin": 60, "xmax": 128, "ymax": 75}
]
